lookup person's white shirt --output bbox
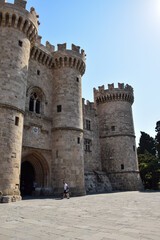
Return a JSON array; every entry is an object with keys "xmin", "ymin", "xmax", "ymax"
[{"xmin": 64, "ymin": 183, "xmax": 68, "ymax": 190}]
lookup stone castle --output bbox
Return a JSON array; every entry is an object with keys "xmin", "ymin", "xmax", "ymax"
[{"xmin": 0, "ymin": 0, "xmax": 143, "ymax": 203}]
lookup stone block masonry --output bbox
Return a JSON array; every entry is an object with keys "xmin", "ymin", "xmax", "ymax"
[{"xmin": 0, "ymin": 1, "xmax": 143, "ymax": 202}]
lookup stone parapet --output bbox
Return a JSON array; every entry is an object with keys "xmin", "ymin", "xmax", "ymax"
[
  {"xmin": 52, "ymin": 43, "xmax": 86, "ymax": 76},
  {"xmin": 82, "ymin": 99, "xmax": 95, "ymax": 111},
  {"xmin": 30, "ymin": 36, "xmax": 55, "ymax": 68},
  {"xmin": 0, "ymin": 0, "xmax": 39, "ymax": 43},
  {"xmin": 94, "ymin": 83, "xmax": 134, "ymax": 105},
  {"xmin": 30, "ymin": 46, "xmax": 53, "ymax": 68}
]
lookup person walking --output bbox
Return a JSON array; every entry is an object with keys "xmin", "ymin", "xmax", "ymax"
[{"xmin": 62, "ymin": 180, "xmax": 70, "ymax": 199}]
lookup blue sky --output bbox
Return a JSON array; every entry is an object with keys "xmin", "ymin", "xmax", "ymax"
[{"xmin": 8, "ymin": 0, "xmax": 160, "ymax": 144}]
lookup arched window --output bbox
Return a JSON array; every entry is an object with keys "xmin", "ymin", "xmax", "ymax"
[
  {"xmin": 29, "ymin": 92, "xmax": 41, "ymax": 114},
  {"xmin": 27, "ymin": 86, "xmax": 46, "ymax": 115}
]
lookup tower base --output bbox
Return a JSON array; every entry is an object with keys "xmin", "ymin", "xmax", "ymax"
[
  {"xmin": 108, "ymin": 171, "xmax": 144, "ymax": 191},
  {"xmin": 0, "ymin": 195, "xmax": 21, "ymax": 203}
]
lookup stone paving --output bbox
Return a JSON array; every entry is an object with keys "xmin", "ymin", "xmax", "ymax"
[{"xmin": 0, "ymin": 191, "xmax": 160, "ymax": 240}]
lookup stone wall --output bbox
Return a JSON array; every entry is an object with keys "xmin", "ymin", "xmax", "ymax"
[
  {"xmin": 0, "ymin": 108, "xmax": 24, "ymax": 196},
  {"xmin": 83, "ymin": 99, "xmax": 101, "ymax": 171},
  {"xmin": 52, "ymin": 129, "xmax": 85, "ymax": 196},
  {"xmin": 23, "ymin": 58, "xmax": 53, "ymax": 150},
  {"xmin": 0, "ymin": 0, "xmax": 38, "ymax": 201},
  {"xmin": 108, "ymin": 172, "xmax": 143, "ymax": 191},
  {"xmin": 85, "ymin": 171, "xmax": 112, "ymax": 193}
]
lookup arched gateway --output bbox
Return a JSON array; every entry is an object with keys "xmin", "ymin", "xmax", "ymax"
[{"xmin": 20, "ymin": 152, "xmax": 51, "ymax": 196}]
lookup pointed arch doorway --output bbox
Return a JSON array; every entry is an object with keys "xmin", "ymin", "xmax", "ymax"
[
  {"xmin": 21, "ymin": 161, "xmax": 35, "ymax": 195},
  {"xmin": 20, "ymin": 152, "xmax": 50, "ymax": 196}
]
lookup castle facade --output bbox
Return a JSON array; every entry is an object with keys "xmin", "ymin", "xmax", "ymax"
[{"xmin": 0, "ymin": 0, "xmax": 143, "ymax": 203}]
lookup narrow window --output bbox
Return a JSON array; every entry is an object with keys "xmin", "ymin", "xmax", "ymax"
[
  {"xmin": 86, "ymin": 120, "xmax": 91, "ymax": 130},
  {"xmin": 121, "ymin": 164, "xmax": 124, "ymax": 170},
  {"xmin": 29, "ymin": 97, "xmax": 34, "ymax": 112},
  {"xmin": 111, "ymin": 126, "xmax": 115, "ymax": 131},
  {"xmin": 37, "ymin": 70, "xmax": 40, "ymax": 76},
  {"xmin": 15, "ymin": 116, "xmax": 19, "ymax": 126},
  {"xmin": 0, "ymin": 13, "xmax": 2, "ymax": 26},
  {"xmin": 77, "ymin": 137, "xmax": 80, "ymax": 144},
  {"xmin": 18, "ymin": 40, "xmax": 23, "ymax": 47},
  {"xmin": 36, "ymin": 100, "xmax": 40, "ymax": 114},
  {"xmin": 57, "ymin": 105, "xmax": 62, "ymax": 113},
  {"xmin": 29, "ymin": 92, "xmax": 41, "ymax": 114},
  {"xmin": 76, "ymin": 77, "xmax": 79, "ymax": 82},
  {"xmin": 85, "ymin": 139, "xmax": 91, "ymax": 152},
  {"xmin": 133, "ymin": 145, "xmax": 135, "ymax": 152}
]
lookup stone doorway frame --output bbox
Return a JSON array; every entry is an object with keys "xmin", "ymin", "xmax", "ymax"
[{"xmin": 21, "ymin": 151, "xmax": 50, "ymax": 189}]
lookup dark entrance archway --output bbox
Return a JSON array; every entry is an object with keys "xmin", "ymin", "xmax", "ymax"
[
  {"xmin": 20, "ymin": 151, "xmax": 50, "ymax": 197},
  {"xmin": 20, "ymin": 161, "xmax": 35, "ymax": 196}
]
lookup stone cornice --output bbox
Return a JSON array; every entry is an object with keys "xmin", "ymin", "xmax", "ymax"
[
  {"xmin": 22, "ymin": 145, "xmax": 52, "ymax": 152},
  {"xmin": 0, "ymin": 103, "xmax": 25, "ymax": 114},
  {"xmin": 100, "ymin": 134, "xmax": 136, "ymax": 138},
  {"xmin": 51, "ymin": 127, "xmax": 83, "ymax": 132}
]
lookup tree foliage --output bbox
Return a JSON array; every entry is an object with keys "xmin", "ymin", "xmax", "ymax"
[
  {"xmin": 138, "ymin": 130, "xmax": 160, "ymax": 190},
  {"xmin": 137, "ymin": 131, "xmax": 156, "ymax": 155},
  {"xmin": 138, "ymin": 151, "xmax": 160, "ymax": 189},
  {"xmin": 155, "ymin": 121, "xmax": 160, "ymax": 159}
]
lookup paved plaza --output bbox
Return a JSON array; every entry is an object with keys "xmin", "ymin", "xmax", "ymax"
[{"xmin": 0, "ymin": 191, "xmax": 160, "ymax": 240}]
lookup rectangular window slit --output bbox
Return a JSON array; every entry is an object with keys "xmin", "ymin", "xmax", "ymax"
[
  {"xmin": 84, "ymin": 139, "xmax": 91, "ymax": 152},
  {"xmin": 57, "ymin": 105, "xmax": 62, "ymax": 113},
  {"xmin": 15, "ymin": 116, "xmax": 19, "ymax": 126},
  {"xmin": 111, "ymin": 126, "xmax": 115, "ymax": 131},
  {"xmin": 121, "ymin": 164, "xmax": 124, "ymax": 170},
  {"xmin": 86, "ymin": 119, "xmax": 91, "ymax": 130},
  {"xmin": 18, "ymin": 40, "xmax": 23, "ymax": 47}
]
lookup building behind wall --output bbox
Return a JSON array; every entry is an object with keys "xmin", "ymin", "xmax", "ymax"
[{"xmin": 0, "ymin": 0, "xmax": 143, "ymax": 203}]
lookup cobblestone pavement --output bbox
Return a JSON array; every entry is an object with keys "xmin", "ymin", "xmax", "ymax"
[{"xmin": 0, "ymin": 191, "xmax": 160, "ymax": 240}]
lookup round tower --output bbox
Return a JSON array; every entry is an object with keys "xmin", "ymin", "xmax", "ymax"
[
  {"xmin": 94, "ymin": 83, "xmax": 143, "ymax": 191},
  {"xmin": 51, "ymin": 43, "xmax": 86, "ymax": 196},
  {"xmin": 0, "ymin": 0, "xmax": 39, "ymax": 202}
]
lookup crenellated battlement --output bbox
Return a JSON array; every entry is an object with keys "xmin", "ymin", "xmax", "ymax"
[
  {"xmin": 94, "ymin": 83, "xmax": 134, "ymax": 105},
  {"xmin": 0, "ymin": 0, "xmax": 39, "ymax": 43},
  {"xmin": 52, "ymin": 43, "xmax": 86, "ymax": 76},
  {"xmin": 82, "ymin": 98, "xmax": 96, "ymax": 111},
  {"xmin": 56, "ymin": 43, "xmax": 85, "ymax": 57},
  {"xmin": 0, "ymin": 0, "xmax": 27, "ymax": 9},
  {"xmin": 30, "ymin": 42, "xmax": 86, "ymax": 72},
  {"xmin": 30, "ymin": 36, "xmax": 54, "ymax": 68}
]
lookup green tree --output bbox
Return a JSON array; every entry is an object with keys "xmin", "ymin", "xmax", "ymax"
[
  {"xmin": 138, "ymin": 131, "xmax": 160, "ymax": 190},
  {"xmin": 137, "ymin": 131, "xmax": 156, "ymax": 156},
  {"xmin": 138, "ymin": 151, "xmax": 160, "ymax": 189},
  {"xmin": 155, "ymin": 121, "xmax": 160, "ymax": 159}
]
